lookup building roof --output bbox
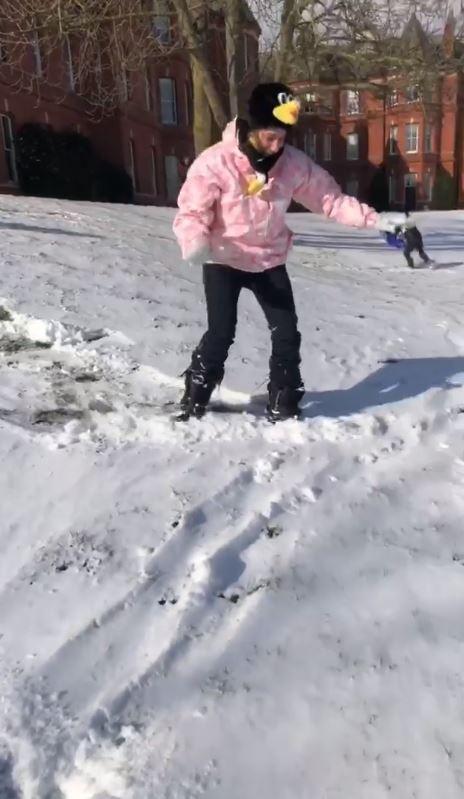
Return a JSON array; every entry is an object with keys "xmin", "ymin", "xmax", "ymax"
[
  {"xmin": 400, "ymin": 13, "xmax": 434, "ymax": 56},
  {"xmin": 290, "ymin": 12, "xmax": 461, "ymax": 89}
]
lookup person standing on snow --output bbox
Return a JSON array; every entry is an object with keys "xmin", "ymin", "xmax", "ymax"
[{"xmin": 173, "ymin": 82, "xmax": 406, "ymax": 421}]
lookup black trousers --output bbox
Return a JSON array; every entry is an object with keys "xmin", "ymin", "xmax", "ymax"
[
  {"xmin": 403, "ymin": 227, "xmax": 431, "ymax": 268},
  {"xmin": 190, "ymin": 263, "xmax": 302, "ymax": 388},
  {"xmin": 404, "ymin": 244, "xmax": 431, "ymax": 268}
]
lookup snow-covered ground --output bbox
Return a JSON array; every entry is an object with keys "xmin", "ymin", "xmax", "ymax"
[{"xmin": 1, "ymin": 196, "xmax": 464, "ymax": 799}]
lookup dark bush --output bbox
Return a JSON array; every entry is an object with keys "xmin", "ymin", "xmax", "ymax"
[
  {"xmin": 15, "ymin": 123, "xmax": 133, "ymax": 204},
  {"xmin": 91, "ymin": 159, "xmax": 134, "ymax": 203}
]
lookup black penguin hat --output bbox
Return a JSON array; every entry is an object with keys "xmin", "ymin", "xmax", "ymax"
[{"xmin": 248, "ymin": 83, "xmax": 301, "ymax": 131}]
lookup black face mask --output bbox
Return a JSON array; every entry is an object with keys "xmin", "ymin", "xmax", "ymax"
[{"xmin": 236, "ymin": 118, "xmax": 284, "ymax": 180}]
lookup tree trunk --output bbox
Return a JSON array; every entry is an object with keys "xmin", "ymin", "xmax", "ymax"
[
  {"xmin": 274, "ymin": 0, "xmax": 299, "ymax": 81},
  {"xmin": 191, "ymin": 56, "xmax": 213, "ymax": 153},
  {"xmin": 170, "ymin": 0, "xmax": 228, "ymax": 137},
  {"xmin": 225, "ymin": 0, "xmax": 242, "ymax": 118}
]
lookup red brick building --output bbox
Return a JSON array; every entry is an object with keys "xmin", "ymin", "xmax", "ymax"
[
  {"xmin": 291, "ymin": 15, "xmax": 464, "ymax": 210},
  {"xmin": 0, "ymin": 3, "xmax": 259, "ymax": 205}
]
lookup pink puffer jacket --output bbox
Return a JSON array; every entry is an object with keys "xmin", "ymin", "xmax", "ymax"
[{"xmin": 173, "ymin": 121, "xmax": 379, "ymax": 272}]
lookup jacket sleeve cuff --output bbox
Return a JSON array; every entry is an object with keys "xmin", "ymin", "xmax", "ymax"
[{"xmin": 182, "ymin": 237, "xmax": 210, "ymax": 261}]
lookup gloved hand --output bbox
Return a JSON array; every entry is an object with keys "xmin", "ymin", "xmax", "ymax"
[
  {"xmin": 376, "ymin": 211, "xmax": 410, "ymax": 234},
  {"xmin": 185, "ymin": 241, "xmax": 211, "ymax": 267},
  {"xmin": 384, "ymin": 229, "xmax": 405, "ymax": 250}
]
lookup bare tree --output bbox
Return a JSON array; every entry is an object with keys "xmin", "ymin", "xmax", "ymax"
[
  {"xmin": 0, "ymin": 1, "xmax": 187, "ymax": 113},
  {"xmin": 0, "ymin": 0, "xmax": 254, "ymax": 150},
  {"xmin": 253, "ymin": 0, "xmax": 463, "ymax": 94},
  {"xmin": 0, "ymin": 1, "xmax": 231, "ymax": 121},
  {"xmin": 0, "ymin": 0, "xmax": 460, "ymax": 154},
  {"xmin": 225, "ymin": 0, "xmax": 243, "ymax": 117}
]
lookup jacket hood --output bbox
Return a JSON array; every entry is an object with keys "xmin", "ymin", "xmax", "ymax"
[{"xmin": 222, "ymin": 119, "xmax": 239, "ymax": 146}]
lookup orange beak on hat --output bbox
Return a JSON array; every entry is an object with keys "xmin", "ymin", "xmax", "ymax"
[{"xmin": 272, "ymin": 98, "xmax": 301, "ymax": 126}]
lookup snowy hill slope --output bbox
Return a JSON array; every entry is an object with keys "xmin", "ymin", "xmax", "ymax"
[{"xmin": 1, "ymin": 196, "xmax": 464, "ymax": 798}]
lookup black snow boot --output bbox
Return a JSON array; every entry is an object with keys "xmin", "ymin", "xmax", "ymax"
[
  {"xmin": 266, "ymin": 383, "xmax": 305, "ymax": 422},
  {"xmin": 179, "ymin": 369, "xmax": 218, "ymax": 419}
]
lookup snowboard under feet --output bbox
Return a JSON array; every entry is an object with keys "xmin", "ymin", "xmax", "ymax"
[{"xmin": 172, "ymin": 401, "xmax": 301, "ymax": 423}]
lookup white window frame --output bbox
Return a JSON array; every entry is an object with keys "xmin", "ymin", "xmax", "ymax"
[
  {"xmin": 121, "ymin": 69, "xmax": 129, "ymax": 102},
  {"xmin": 388, "ymin": 174, "xmax": 396, "ymax": 204},
  {"xmin": 244, "ymin": 34, "xmax": 249, "ymax": 71},
  {"xmin": 405, "ymin": 123, "xmax": 419, "ymax": 154},
  {"xmin": 184, "ymin": 81, "xmax": 192, "ymax": 126},
  {"xmin": 164, "ymin": 154, "xmax": 180, "ymax": 201},
  {"xmin": 345, "ymin": 90, "xmax": 360, "ymax": 115},
  {"xmin": 304, "ymin": 131, "xmax": 317, "ymax": 160},
  {"xmin": 387, "ymin": 89, "xmax": 399, "ymax": 107},
  {"xmin": 32, "ymin": 31, "xmax": 43, "ymax": 77},
  {"xmin": 423, "ymin": 171, "xmax": 433, "ymax": 201},
  {"xmin": 323, "ymin": 132, "xmax": 332, "ymax": 161},
  {"xmin": 64, "ymin": 35, "xmax": 75, "ymax": 92},
  {"xmin": 346, "ymin": 132, "xmax": 359, "ymax": 161},
  {"xmin": 303, "ymin": 92, "xmax": 317, "ymax": 113},
  {"xmin": 0, "ymin": 115, "xmax": 17, "ymax": 184},
  {"xmin": 129, "ymin": 139, "xmax": 139, "ymax": 193},
  {"xmin": 159, "ymin": 77, "xmax": 178, "ymax": 125},
  {"xmin": 145, "ymin": 68, "xmax": 153, "ymax": 111},
  {"xmin": 405, "ymin": 85, "xmax": 420, "ymax": 103},
  {"xmin": 95, "ymin": 46, "xmax": 102, "ymax": 85},
  {"xmin": 404, "ymin": 173, "xmax": 417, "ymax": 207},
  {"xmin": 153, "ymin": 0, "xmax": 171, "ymax": 47},
  {"xmin": 152, "ymin": 148, "xmax": 158, "ymax": 196},
  {"xmin": 389, "ymin": 125, "xmax": 398, "ymax": 155},
  {"xmin": 404, "ymin": 173, "xmax": 417, "ymax": 188},
  {"xmin": 424, "ymin": 124, "xmax": 433, "ymax": 153},
  {"xmin": 346, "ymin": 177, "xmax": 359, "ymax": 197}
]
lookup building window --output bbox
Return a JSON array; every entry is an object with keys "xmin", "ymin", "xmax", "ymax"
[
  {"xmin": 145, "ymin": 68, "xmax": 153, "ymax": 111},
  {"xmin": 304, "ymin": 131, "xmax": 317, "ymax": 160},
  {"xmin": 152, "ymin": 148, "xmax": 158, "ymax": 196},
  {"xmin": 405, "ymin": 85, "xmax": 420, "ymax": 103},
  {"xmin": 389, "ymin": 125, "xmax": 398, "ymax": 155},
  {"xmin": 423, "ymin": 171, "xmax": 433, "ymax": 201},
  {"xmin": 64, "ymin": 36, "xmax": 75, "ymax": 92},
  {"xmin": 159, "ymin": 77, "xmax": 177, "ymax": 125},
  {"xmin": 244, "ymin": 34, "xmax": 249, "ymax": 71},
  {"xmin": 121, "ymin": 69, "xmax": 133, "ymax": 102},
  {"xmin": 388, "ymin": 174, "xmax": 396, "ymax": 204},
  {"xmin": 184, "ymin": 81, "xmax": 192, "ymax": 126},
  {"xmin": 164, "ymin": 154, "xmax": 180, "ymax": 201},
  {"xmin": 404, "ymin": 173, "xmax": 417, "ymax": 196},
  {"xmin": 319, "ymin": 93, "xmax": 334, "ymax": 116},
  {"xmin": 95, "ymin": 46, "xmax": 102, "ymax": 86},
  {"xmin": 303, "ymin": 92, "xmax": 317, "ymax": 113},
  {"xmin": 32, "ymin": 31, "xmax": 43, "ymax": 77},
  {"xmin": 405, "ymin": 123, "xmax": 419, "ymax": 153},
  {"xmin": 424, "ymin": 124, "xmax": 433, "ymax": 153},
  {"xmin": 0, "ymin": 42, "xmax": 8, "ymax": 64},
  {"xmin": 346, "ymin": 177, "xmax": 359, "ymax": 197},
  {"xmin": 346, "ymin": 132, "xmax": 359, "ymax": 160},
  {"xmin": 323, "ymin": 132, "xmax": 332, "ymax": 161},
  {"xmin": 387, "ymin": 89, "xmax": 399, "ymax": 107},
  {"xmin": 345, "ymin": 90, "xmax": 360, "ymax": 115},
  {"xmin": 1, "ymin": 115, "xmax": 17, "ymax": 183},
  {"xmin": 153, "ymin": 1, "xmax": 171, "ymax": 45},
  {"xmin": 129, "ymin": 139, "xmax": 140, "ymax": 193}
]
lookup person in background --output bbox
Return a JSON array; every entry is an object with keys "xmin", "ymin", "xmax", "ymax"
[{"xmin": 388, "ymin": 223, "xmax": 433, "ymax": 268}]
